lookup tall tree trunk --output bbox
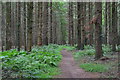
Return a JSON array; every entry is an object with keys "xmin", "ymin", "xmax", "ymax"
[
  {"xmin": 68, "ymin": 2, "xmax": 71, "ymax": 45},
  {"xmin": 24, "ymin": 2, "xmax": 27, "ymax": 50},
  {"xmin": 84, "ymin": 2, "xmax": 87, "ymax": 45},
  {"xmin": 14, "ymin": 3, "xmax": 17, "ymax": 49},
  {"xmin": 105, "ymin": 2, "xmax": 108, "ymax": 44},
  {"xmin": 88, "ymin": 2, "xmax": 93, "ymax": 45},
  {"xmin": 20, "ymin": 3, "xmax": 24, "ymax": 49},
  {"xmin": 42, "ymin": 2, "xmax": 48, "ymax": 45},
  {"xmin": 53, "ymin": 12, "xmax": 57, "ymax": 44},
  {"xmin": 111, "ymin": 2, "xmax": 117, "ymax": 51},
  {"xmin": 77, "ymin": 2, "xmax": 82, "ymax": 49},
  {"xmin": 108, "ymin": 2, "xmax": 112, "ymax": 45},
  {"xmin": 32, "ymin": 3, "xmax": 38, "ymax": 46},
  {"xmin": 6, "ymin": 2, "xmax": 12, "ymax": 50},
  {"xmin": 61, "ymin": 25, "xmax": 66, "ymax": 45},
  {"xmin": 115, "ymin": 3, "xmax": 120, "ymax": 45},
  {"xmin": 37, "ymin": 2, "xmax": 42, "ymax": 46},
  {"xmin": 0, "ymin": 2, "xmax": 2, "ymax": 51},
  {"xmin": 16, "ymin": 2, "xmax": 21, "ymax": 51},
  {"xmin": 71, "ymin": 3, "xmax": 74, "ymax": 46},
  {"xmin": 81, "ymin": 2, "xmax": 85, "ymax": 50},
  {"xmin": 27, "ymin": 2, "xmax": 33, "ymax": 52},
  {"xmin": 74, "ymin": 3, "xmax": 78, "ymax": 44},
  {"xmin": 95, "ymin": 2, "xmax": 103, "ymax": 60},
  {"xmin": 1, "ymin": 3, "xmax": 6, "ymax": 51},
  {"xmin": 68, "ymin": 2, "xmax": 74, "ymax": 46},
  {"xmin": 49, "ymin": 2, "xmax": 53, "ymax": 44},
  {"xmin": 10, "ymin": 3, "xmax": 15, "ymax": 48}
]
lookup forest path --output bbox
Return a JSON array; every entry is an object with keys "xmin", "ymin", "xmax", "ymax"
[{"xmin": 55, "ymin": 49, "xmax": 99, "ymax": 78}]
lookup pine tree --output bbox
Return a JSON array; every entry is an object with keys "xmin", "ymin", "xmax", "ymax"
[
  {"xmin": 6, "ymin": 2, "xmax": 12, "ymax": 50},
  {"xmin": 77, "ymin": 2, "xmax": 82, "ymax": 49},
  {"xmin": 16, "ymin": 2, "xmax": 21, "ymax": 51},
  {"xmin": 42, "ymin": 2, "xmax": 48, "ymax": 45},
  {"xmin": 37, "ymin": 2, "xmax": 42, "ymax": 46},
  {"xmin": 49, "ymin": 2, "xmax": 53, "ymax": 44},
  {"xmin": 27, "ymin": 2, "xmax": 33, "ymax": 52},
  {"xmin": 94, "ymin": 2, "xmax": 103, "ymax": 59},
  {"xmin": 111, "ymin": 2, "xmax": 118, "ymax": 51}
]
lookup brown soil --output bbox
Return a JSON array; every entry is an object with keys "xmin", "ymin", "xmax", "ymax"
[{"xmin": 55, "ymin": 49, "xmax": 100, "ymax": 78}]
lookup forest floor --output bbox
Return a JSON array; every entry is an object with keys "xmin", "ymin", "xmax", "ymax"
[
  {"xmin": 74, "ymin": 51, "xmax": 119, "ymax": 78},
  {"xmin": 55, "ymin": 49, "xmax": 100, "ymax": 78}
]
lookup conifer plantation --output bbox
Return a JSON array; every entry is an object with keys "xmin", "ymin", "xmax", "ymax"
[{"xmin": 0, "ymin": 1, "xmax": 120, "ymax": 79}]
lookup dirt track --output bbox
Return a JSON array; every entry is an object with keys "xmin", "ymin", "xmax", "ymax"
[{"xmin": 55, "ymin": 49, "xmax": 99, "ymax": 78}]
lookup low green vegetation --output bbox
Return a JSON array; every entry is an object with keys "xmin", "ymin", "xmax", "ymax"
[
  {"xmin": 102, "ymin": 44, "xmax": 112, "ymax": 54},
  {"xmin": 73, "ymin": 45, "xmax": 118, "ymax": 75},
  {"xmin": 1, "ymin": 44, "xmax": 76, "ymax": 78},
  {"xmin": 116, "ymin": 45, "xmax": 120, "ymax": 52},
  {"xmin": 80, "ymin": 63, "xmax": 108, "ymax": 72},
  {"xmin": 1, "ymin": 44, "xmax": 118, "ymax": 78},
  {"xmin": 74, "ymin": 49, "xmax": 95, "ymax": 58},
  {"xmin": 1, "ymin": 44, "xmax": 67, "ymax": 78},
  {"xmin": 74, "ymin": 45, "xmax": 113, "ymax": 59},
  {"xmin": 59, "ymin": 45, "xmax": 76, "ymax": 51},
  {"xmin": 84, "ymin": 45, "xmax": 94, "ymax": 50}
]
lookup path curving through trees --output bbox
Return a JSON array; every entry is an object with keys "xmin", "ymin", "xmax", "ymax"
[{"xmin": 55, "ymin": 49, "xmax": 100, "ymax": 78}]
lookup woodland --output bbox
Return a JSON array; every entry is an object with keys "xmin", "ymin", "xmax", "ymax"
[{"xmin": 0, "ymin": 1, "xmax": 120, "ymax": 79}]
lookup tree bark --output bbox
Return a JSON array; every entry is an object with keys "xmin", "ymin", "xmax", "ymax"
[
  {"xmin": 68, "ymin": 2, "xmax": 71, "ymax": 45},
  {"xmin": 88, "ymin": 2, "xmax": 93, "ymax": 45},
  {"xmin": 1, "ymin": 3, "xmax": 6, "ymax": 51},
  {"xmin": 27, "ymin": 2, "xmax": 33, "ymax": 52},
  {"xmin": 23, "ymin": 2, "xmax": 27, "ymax": 50},
  {"xmin": 68, "ymin": 2, "xmax": 74, "ymax": 46},
  {"xmin": 37, "ymin": 2, "xmax": 42, "ymax": 46},
  {"xmin": 49, "ymin": 2, "xmax": 53, "ymax": 44},
  {"xmin": 0, "ymin": 2, "xmax": 2, "ymax": 51},
  {"xmin": 81, "ymin": 2, "xmax": 85, "ymax": 49},
  {"xmin": 105, "ymin": 2, "xmax": 108, "ymax": 44},
  {"xmin": 6, "ymin": 2, "xmax": 12, "ymax": 50},
  {"xmin": 111, "ymin": 2, "xmax": 118, "ymax": 51},
  {"xmin": 10, "ymin": 3, "xmax": 15, "ymax": 48},
  {"xmin": 74, "ymin": 3, "xmax": 77, "ymax": 44},
  {"xmin": 77, "ymin": 2, "xmax": 82, "ymax": 49},
  {"xmin": 95, "ymin": 2, "xmax": 103, "ymax": 60},
  {"xmin": 108, "ymin": 2, "xmax": 112, "ymax": 45},
  {"xmin": 16, "ymin": 2, "xmax": 21, "ymax": 51},
  {"xmin": 53, "ymin": 12, "xmax": 57, "ymax": 44},
  {"xmin": 42, "ymin": 2, "xmax": 48, "ymax": 45}
]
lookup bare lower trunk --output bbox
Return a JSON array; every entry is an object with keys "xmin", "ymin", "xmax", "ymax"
[
  {"xmin": 42, "ymin": 2, "xmax": 48, "ymax": 45},
  {"xmin": 95, "ymin": 2, "xmax": 103, "ymax": 60},
  {"xmin": 111, "ymin": 2, "xmax": 117, "ymax": 51},
  {"xmin": 6, "ymin": 2, "xmax": 12, "ymax": 50},
  {"xmin": 27, "ymin": 2, "xmax": 33, "ymax": 52},
  {"xmin": 108, "ymin": 2, "xmax": 112, "ymax": 45},
  {"xmin": 77, "ymin": 2, "xmax": 82, "ymax": 49},
  {"xmin": 49, "ymin": 2, "xmax": 53, "ymax": 44},
  {"xmin": 37, "ymin": 2, "xmax": 42, "ymax": 46},
  {"xmin": 81, "ymin": 3, "xmax": 85, "ymax": 50},
  {"xmin": 0, "ymin": 2, "xmax": 2, "ymax": 51},
  {"xmin": 105, "ymin": 2, "xmax": 108, "ymax": 44},
  {"xmin": 16, "ymin": 2, "xmax": 21, "ymax": 51}
]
